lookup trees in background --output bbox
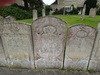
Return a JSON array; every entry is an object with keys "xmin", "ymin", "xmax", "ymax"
[
  {"xmin": 84, "ymin": 0, "xmax": 97, "ymax": 15},
  {"xmin": 28, "ymin": 0, "xmax": 43, "ymax": 9},
  {"xmin": 23, "ymin": 0, "xmax": 43, "ymax": 10},
  {"xmin": 23, "ymin": 0, "xmax": 29, "ymax": 10}
]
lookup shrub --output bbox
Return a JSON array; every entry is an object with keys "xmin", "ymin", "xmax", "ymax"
[
  {"xmin": 36, "ymin": 8, "xmax": 42, "ymax": 17},
  {"xmin": 0, "ymin": 6, "xmax": 32, "ymax": 20},
  {"xmin": 45, "ymin": 5, "xmax": 51, "ymax": 15}
]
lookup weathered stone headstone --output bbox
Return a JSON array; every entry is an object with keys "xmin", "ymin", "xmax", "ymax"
[
  {"xmin": 63, "ymin": 7, "xmax": 65, "ymax": 15},
  {"xmin": 4, "ymin": 16, "xmax": 16, "ymax": 23},
  {"xmin": 33, "ymin": 9, "xmax": 38, "ymax": 20},
  {"xmin": 0, "ymin": 20, "xmax": 8, "ymax": 66},
  {"xmin": 89, "ymin": 21, "xmax": 100, "ymax": 71},
  {"xmin": 42, "ymin": 9, "xmax": 46, "ymax": 16},
  {"xmin": 49, "ymin": 10, "xmax": 53, "ymax": 15},
  {"xmin": 89, "ymin": 8, "xmax": 96, "ymax": 18},
  {"xmin": 98, "ymin": 20, "xmax": 100, "ymax": 28},
  {"xmin": 0, "ymin": 16, "xmax": 4, "ymax": 24},
  {"xmin": 33, "ymin": 16, "xmax": 66, "ymax": 69},
  {"xmin": 78, "ymin": 10, "xmax": 82, "ymax": 15},
  {"xmin": 81, "ymin": 5, "xmax": 86, "ymax": 20},
  {"xmin": 2, "ymin": 21, "xmax": 34, "ymax": 69},
  {"xmin": 64, "ymin": 24, "xmax": 96, "ymax": 70}
]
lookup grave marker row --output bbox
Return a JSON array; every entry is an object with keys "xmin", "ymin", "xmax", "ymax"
[{"xmin": 0, "ymin": 16, "xmax": 99, "ymax": 71}]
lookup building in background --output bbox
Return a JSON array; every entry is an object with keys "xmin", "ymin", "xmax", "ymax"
[{"xmin": 51, "ymin": 0, "xmax": 85, "ymax": 11}]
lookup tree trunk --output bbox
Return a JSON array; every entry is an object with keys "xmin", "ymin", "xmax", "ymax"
[{"xmin": 23, "ymin": 0, "xmax": 29, "ymax": 10}]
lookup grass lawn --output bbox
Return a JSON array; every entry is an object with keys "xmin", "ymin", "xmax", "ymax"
[{"xmin": 18, "ymin": 15, "xmax": 100, "ymax": 28}]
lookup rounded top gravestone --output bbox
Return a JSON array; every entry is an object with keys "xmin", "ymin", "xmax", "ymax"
[
  {"xmin": 32, "ymin": 16, "xmax": 67, "ymax": 69},
  {"xmin": 64, "ymin": 24, "xmax": 97, "ymax": 70},
  {"xmin": 1, "ymin": 20, "xmax": 34, "ymax": 69}
]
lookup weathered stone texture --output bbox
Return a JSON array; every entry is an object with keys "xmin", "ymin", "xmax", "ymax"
[
  {"xmin": 98, "ymin": 21, "xmax": 100, "ymax": 28},
  {"xmin": 33, "ymin": 10, "xmax": 38, "ymax": 20},
  {"xmin": 42, "ymin": 9, "xmax": 46, "ymax": 17},
  {"xmin": 0, "ymin": 68, "xmax": 100, "ymax": 75},
  {"xmin": 2, "ymin": 22, "xmax": 34, "ymax": 69},
  {"xmin": 81, "ymin": 5, "xmax": 86, "ymax": 20},
  {"xmin": 33, "ymin": 16, "xmax": 66, "ymax": 69},
  {"xmin": 89, "ymin": 8, "xmax": 96, "ymax": 18},
  {"xmin": 0, "ymin": 16, "xmax": 4, "ymax": 24},
  {"xmin": 0, "ymin": 16, "xmax": 7, "ymax": 66},
  {"xmin": 4, "ymin": 16, "xmax": 16, "ymax": 23},
  {"xmin": 64, "ymin": 24, "xmax": 96, "ymax": 70},
  {"xmin": 89, "ymin": 25, "xmax": 100, "ymax": 71}
]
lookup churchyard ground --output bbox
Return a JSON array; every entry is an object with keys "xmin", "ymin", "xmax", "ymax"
[{"xmin": 18, "ymin": 15, "xmax": 100, "ymax": 28}]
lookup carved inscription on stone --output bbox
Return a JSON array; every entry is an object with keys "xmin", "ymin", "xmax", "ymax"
[
  {"xmin": 33, "ymin": 16, "xmax": 66, "ymax": 69},
  {"xmin": 64, "ymin": 24, "xmax": 96, "ymax": 70},
  {"xmin": 2, "ymin": 22, "xmax": 34, "ymax": 68},
  {"xmin": 89, "ymin": 27, "xmax": 100, "ymax": 71}
]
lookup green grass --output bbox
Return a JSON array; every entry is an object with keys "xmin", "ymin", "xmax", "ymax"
[
  {"xmin": 18, "ymin": 15, "xmax": 100, "ymax": 28},
  {"xmin": 17, "ymin": 19, "xmax": 33, "ymax": 24}
]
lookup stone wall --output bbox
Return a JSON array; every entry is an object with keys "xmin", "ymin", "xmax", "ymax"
[{"xmin": 0, "ymin": 16, "xmax": 99, "ymax": 71}]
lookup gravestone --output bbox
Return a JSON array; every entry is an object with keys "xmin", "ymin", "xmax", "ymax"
[
  {"xmin": 89, "ymin": 21, "xmax": 100, "ymax": 71},
  {"xmin": 4, "ymin": 16, "xmax": 16, "ymax": 23},
  {"xmin": 63, "ymin": 7, "xmax": 65, "ymax": 15},
  {"xmin": 78, "ymin": 10, "xmax": 82, "ymax": 15},
  {"xmin": 2, "ymin": 21, "xmax": 34, "ymax": 69},
  {"xmin": 49, "ymin": 10, "xmax": 53, "ymax": 15},
  {"xmin": 89, "ymin": 8, "xmax": 96, "ymax": 18},
  {"xmin": 42, "ymin": 9, "xmax": 46, "ymax": 16},
  {"xmin": 0, "ymin": 16, "xmax": 8, "ymax": 67},
  {"xmin": 33, "ymin": 9, "xmax": 38, "ymax": 20},
  {"xmin": 33, "ymin": 16, "xmax": 66, "ymax": 69},
  {"xmin": 81, "ymin": 5, "xmax": 86, "ymax": 20},
  {"xmin": 98, "ymin": 20, "xmax": 100, "ymax": 28},
  {"xmin": 0, "ymin": 16, "xmax": 4, "ymax": 24},
  {"xmin": 64, "ymin": 24, "xmax": 96, "ymax": 70}
]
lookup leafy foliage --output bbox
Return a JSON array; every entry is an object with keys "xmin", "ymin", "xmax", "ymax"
[
  {"xmin": 27, "ymin": 0, "xmax": 43, "ymax": 9},
  {"xmin": 0, "ymin": 6, "xmax": 32, "ymax": 20},
  {"xmin": 84, "ymin": 0, "xmax": 97, "ymax": 15},
  {"xmin": 45, "ymin": 5, "xmax": 51, "ymax": 15}
]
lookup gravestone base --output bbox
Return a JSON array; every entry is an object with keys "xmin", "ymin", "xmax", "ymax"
[
  {"xmin": 89, "ymin": 60, "xmax": 100, "ymax": 71},
  {"xmin": 64, "ymin": 59, "xmax": 88, "ymax": 70},
  {"xmin": 0, "ymin": 68, "xmax": 99, "ymax": 75}
]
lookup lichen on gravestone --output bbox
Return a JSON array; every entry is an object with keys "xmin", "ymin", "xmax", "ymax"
[
  {"xmin": 4, "ymin": 16, "xmax": 16, "ymax": 23},
  {"xmin": 0, "ymin": 16, "xmax": 4, "ymax": 24}
]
